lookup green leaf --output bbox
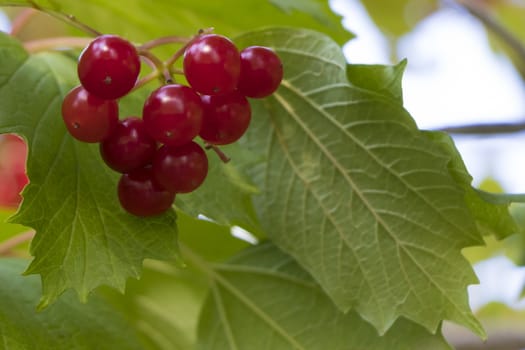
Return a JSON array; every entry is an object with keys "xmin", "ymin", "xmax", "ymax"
[
  {"xmin": 346, "ymin": 59, "xmax": 407, "ymax": 104},
  {"xmin": 101, "ymin": 261, "xmax": 207, "ymax": 350},
  {"xmin": 196, "ymin": 242, "xmax": 452, "ymax": 350},
  {"xmin": 101, "ymin": 213, "xmax": 249, "ymax": 350},
  {"xmin": 0, "ymin": 258, "xmax": 143, "ymax": 350},
  {"xmin": 176, "ymin": 144, "xmax": 263, "ymax": 236},
  {"xmin": 0, "ymin": 32, "xmax": 179, "ymax": 308},
  {"xmin": 1, "ymin": 0, "xmax": 350, "ymax": 46},
  {"xmin": 235, "ymin": 28, "xmax": 484, "ymax": 336},
  {"xmin": 360, "ymin": 0, "xmax": 437, "ymax": 37},
  {"xmin": 425, "ymin": 131, "xmax": 518, "ymax": 240}
]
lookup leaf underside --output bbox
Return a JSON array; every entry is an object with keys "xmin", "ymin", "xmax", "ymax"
[
  {"xmin": 197, "ymin": 242, "xmax": 453, "ymax": 350},
  {"xmin": 235, "ymin": 28, "xmax": 485, "ymax": 336}
]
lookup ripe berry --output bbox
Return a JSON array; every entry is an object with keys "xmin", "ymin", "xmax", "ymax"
[
  {"xmin": 153, "ymin": 141, "xmax": 208, "ymax": 193},
  {"xmin": 100, "ymin": 117, "xmax": 156, "ymax": 173},
  {"xmin": 78, "ymin": 35, "xmax": 140, "ymax": 100},
  {"xmin": 199, "ymin": 92, "xmax": 251, "ymax": 145},
  {"xmin": 143, "ymin": 84, "xmax": 203, "ymax": 146},
  {"xmin": 61, "ymin": 85, "xmax": 118, "ymax": 143},
  {"xmin": 183, "ymin": 34, "xmax": 241, "ymax": 95},
  {"xmin": 238, "ymin": 46, "xmax": 283, "ymax": 98},
  {"xmin": 118, "ymin": 166, "xmax": 175, "ymax": 217}
]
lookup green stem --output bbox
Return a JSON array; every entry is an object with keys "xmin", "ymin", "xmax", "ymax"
[
  {"xmin": 165, "ymin": 27, "xmax": 214, "ymax": 69},
  {"xmin": 475, "ymin": 188, "xmax": 525, "ymax": 205},
  {"xmin": 138, "ymin": 35, "xmax": 191, "ymax": 50},
  {"xmin": 26, "ymin": 0, "xmax": 102, "ymax": 37}
]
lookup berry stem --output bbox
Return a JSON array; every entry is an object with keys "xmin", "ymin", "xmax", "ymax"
[
  {"xmin": 10, "ymin": 8, "xmax": 38, "ymax": 36},
  {"xmin": 132, "ymin": 70, "xmax": 162, "ymax": 92},
  {"xmin": 165, "ymin": 27, "xmax": 214, "ymax": 69},
  {"xmin": 138, "ymin": 49, "xmax": 173, "ymax": 83},
  {"xmin": 23, "ymin": 36, "xmax": 93, "ymax": 53},
  {"xmin": 204, "ymin": 143, "xmax": 231, "ymax": 163},
  {"xmin": 26, "ymin": 0, "xmax": 102, "ymax": 37},
  {"xmin": 138, "ymin": 35, "xmax": 191, "ymax": 50}
]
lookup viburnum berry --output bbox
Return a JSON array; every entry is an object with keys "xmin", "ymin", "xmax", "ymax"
[
  {"xmin": 100, "ymin": 117, "xmax": 157, "ymax": 173},
  {"xmin": 183, "ymin": 34, "xmax": 241, "ymax": 95},
  {"xmin": 142, "ymin": 84, "xmax": 203, "ymax": 146},
  {"xmin": 238, "ymin": 46, "xmax": 283, "ymax": 98},
  {"xmin": 78, "ymin": 35, "xmax": 140, "ymax": 100},
  {"xmin": 118, "ymin": 166, "xmax": 175, "ymax": 217},
  {"xmin": 199, "ymin": 91, "xmax": 251, "ymax": 145},
  {"xmin": 153, "ymin": 141, "xmax": 208, "ymax": 193},
  {"xmin": 61, "ymin": 85, "xmax": 118, "ymax": 143}
]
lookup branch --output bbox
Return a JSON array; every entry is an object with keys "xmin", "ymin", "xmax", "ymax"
[
  {"xmin": 436, "ymin": 120, "xmax": 525, "ymax": 135},
  {"xmin": 0, "ymin": 230, "xmax": 35, "ymax": 256},
  {"xmin": 454, "ymin": 0, "xmax": 525, "ymax": 70}
]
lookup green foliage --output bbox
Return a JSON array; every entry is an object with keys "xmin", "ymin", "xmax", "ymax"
[
  {"xmin": 0, "ymin": 259, "xmax": 143, "ymax": 349},
  {"xmin": 0, "ymin": 32, "xmax": 179, "ymax": 308},
  {"xmin": 197, "ymin": 242, "xmax": 452, "ymax": 350},
  {"xmin": 0, "ymin": 1, "xmax": 524, "ymax": 349},
  {"xmin": 235, "ymin": 27, "xmax": 484, "ymax": 336},
  {"xmin": 2, "ymin": 0, "xmax": 350, "ymax": 47}
]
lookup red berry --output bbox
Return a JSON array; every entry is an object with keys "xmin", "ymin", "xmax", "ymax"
[
  {"xmin": 238, "ymin": 46, "xmax": 283, "ymax": 98},
  {"xmin": 199, "ymin": 92, "xmax": 251, "ymax": 145},
  {"xmin": 61, "ymin": 85, "xmax": 118, "ymax": 143},
  {"xmin": 78, "ymin": 35, "xmax": 140, "ymax": 100},
  {"xmin": 153, "ymin": 141, "xmax": 208, "ymax": 193},
  {"xmin": 0, "ymin": 134, "xmax": 28, "ymax": 208},
  {"xmin": 118, "ymin": 166, "xmax": 175, "ymax": 217},
  {"xmin": 100, "ymin": 117, "xmax": 156, "ymax": 173},
  {"xmin": 183, "ymin": 34, "xmax": 241, "ymax": 95},
  {"xmin": 142, "ymin": 84, "xmax": 203, "ymax": 146}
]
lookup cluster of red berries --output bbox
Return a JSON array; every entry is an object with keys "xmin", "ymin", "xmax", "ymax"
[{"xmin": 61, "ymin": 33, "xmax": 283, "ymax": 217}]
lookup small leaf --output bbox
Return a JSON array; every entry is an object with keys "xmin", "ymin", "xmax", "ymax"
[
  {"xmin": 236, "ymin": 28, "xmax": 484, "ymax": 336},
  {"xmin": 196, "ymin": 242, "xmax": 453, "ymax": 350},
  {"xmin": 346, "ymin": 60, "xmax": 407, "ymax": 104},
  {"xmin": 0, "ymin": 258, "xmax": 143, "ymax": 350},
  {"xmin": 0, "ymin": 32, "xmax": 179, "ymax": 307}
]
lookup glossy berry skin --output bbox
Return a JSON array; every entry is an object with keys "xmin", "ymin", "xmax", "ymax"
[
  {"xmin": 238, "ymin": 46, "xmax": 283, "ymax": 98},
  {"xmin": 118, "ymin": 166, "xmax": 175, "ymax": 217},
  {"xmin": 78, "ymin": 35, "xmax": 140, "ymax": 100},
  {"xmin": 61, "ymin": 85, "xmax": 118, "ymax": 143},
  {"xmin": 183, "ymin": 34, "xmax": 241, "ymax": 95},
  {"xmin": 100, "ymin": 117, "xmax": 156, "ymax": 173},
  {"xmin": 199, "ymin": 92, "xmax": 251, "ymax": 145},
  {"xmin": 143, "ymin": 84, "xmax": 203, "ymax": 146},
  {"xmin": 153, "ymin": 141, "xmax": 208, "ymax": 193}
]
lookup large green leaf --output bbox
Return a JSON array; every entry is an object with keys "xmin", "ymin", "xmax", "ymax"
[
  {"xmin": 1, "ymin": 0, "xmax": 350, "ymax": 46},
  {"xmin": 195, "ymin": 242, "xmax": 452, "ymax": 350},
  {"xmin": 0, "ymin": 32, "xmax": 179, "ymax": 308},
  {"xmin": 0, "ymin": 258, "xmax": 143, "ymax": 350},
  {"xmin": 235, "ymin": 28, "xmax": 484, "ymax": 336}
]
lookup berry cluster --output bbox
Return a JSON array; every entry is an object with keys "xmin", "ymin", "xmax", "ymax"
[{"xmin": 61, "ymin": 33, "xmax": 283, "ymax": 217}]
